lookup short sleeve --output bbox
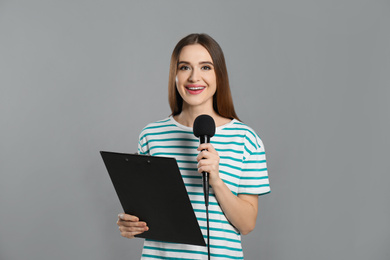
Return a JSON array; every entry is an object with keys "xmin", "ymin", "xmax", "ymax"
[
  {"xmin": 137, "ymin": 129, "xmax": 149, "ymax": 155},
  {"xmin": 238, "ymin": 131, "xmax": 271, "ymax": 195}
]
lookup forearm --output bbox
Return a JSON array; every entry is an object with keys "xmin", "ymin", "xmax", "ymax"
[
  {"xmin": 212, "ymin": 178, "xmax": 258, "ymax": 235},
  {"xmin": 196, "ymin": 143, "xmax": 259, "ymax": 235}
]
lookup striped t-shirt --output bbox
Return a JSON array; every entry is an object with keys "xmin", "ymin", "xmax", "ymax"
[{"xmin": 137, "ymin": 116, "xmax": 270, "ymax": 260}]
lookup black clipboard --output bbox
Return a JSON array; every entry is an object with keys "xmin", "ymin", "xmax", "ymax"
[{"xmin": 100, "ymin": 151, "xmax": 206, "ymax": 246}]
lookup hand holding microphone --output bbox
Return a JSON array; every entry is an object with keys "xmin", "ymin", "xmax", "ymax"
[
  {"xmin": 193, "ymin": 115, "xmax": 219, "ymax": 207},
  {"xmin": 196, "ymin": 143, "xmax": 221, "ymax": 187}
]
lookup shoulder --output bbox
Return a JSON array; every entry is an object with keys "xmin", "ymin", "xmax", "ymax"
[
  {"xmin": 141, "ymin": 117, "xmax": 173, "ymax": 131},
  {"xmin": 232, "ymin": 120, "xmax": 263, "ymax": 143},
  {"xmin": 138, "ymin": 117, "xmax": 173, "ymax": 139},
  {"xmin": 227, "ymin": 120, "xmax": 265, "ymax": 155}
]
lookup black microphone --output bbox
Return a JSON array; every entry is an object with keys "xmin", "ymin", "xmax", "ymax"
[
  {"xmin": 193, "ymin": 114, "xmax": 215, "ymax": 259},
  {"xmin": 193, "ymin": 114, "xmax": 216, "ymax": 207}
]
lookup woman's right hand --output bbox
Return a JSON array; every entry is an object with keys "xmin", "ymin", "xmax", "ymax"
[{"xmin": 117, "ymin": 213, "xmax": 149, "ymax": 239}]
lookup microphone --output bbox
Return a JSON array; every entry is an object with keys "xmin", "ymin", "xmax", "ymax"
[
  {"xmin": 193, "ymin": 114, "xmax": 216, "ymax": 207},
  {"xmin": 193, "ymin": 115, "xmax": 215, "ymax": 259}
]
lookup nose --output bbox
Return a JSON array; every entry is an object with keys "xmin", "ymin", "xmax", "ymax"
[{"xmin": 189, "ymin": 69, "xmax": 200, "ymax": 82}]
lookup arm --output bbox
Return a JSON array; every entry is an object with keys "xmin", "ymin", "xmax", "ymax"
[
  {"xmin": 213, "ymin": 181, "xmax": 258, "ymax": 235},
  {"xmin": 197, "ymin": 143, "xmax": 258, "ymax": 235}
]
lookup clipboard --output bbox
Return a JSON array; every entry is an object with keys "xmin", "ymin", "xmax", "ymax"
[{"xmin": 100, "ymin": 151, "xmax": 206, "ymax": 246}]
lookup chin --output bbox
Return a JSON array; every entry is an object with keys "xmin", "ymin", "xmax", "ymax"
[{"xmin": 183, "ymin": 99, "xmax": 212, "ymax": 108}]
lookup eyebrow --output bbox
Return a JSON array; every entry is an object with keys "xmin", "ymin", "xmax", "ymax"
[{"xmin": 178, "ymin": 61, "xmax": 214, "ymax": 66}]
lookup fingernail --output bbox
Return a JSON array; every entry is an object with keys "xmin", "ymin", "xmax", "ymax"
[{"xmin": 119, "ymin": 214, "xmax": 124, "ymax": 219}]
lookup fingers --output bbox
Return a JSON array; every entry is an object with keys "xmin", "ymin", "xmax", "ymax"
[
  {"xmin": 197, "ymin": 143, "xmax": 216, "ymax": 153},
  {"xmin": 119, "ymin": 224, "xmax": 149, "ymax": 238},
  {"xmin": 196, "ymin": 143, "xmax": 219, "ymax": 172},
  {"xmin": 117, "ymin": 214, "xmax": 147, "ymax": 227},
  {"xmin": 118, "ymin": 213, "xmax": 139, "ymax": 222},
  {"xmin": 196, "ymin": 144, "xmax": 221, "ymax": 186},
  {"xmin": 197, "ymin": 149, "xmax": 219, "ymax": 172},
  {"xmin": 118, "ymin": 224, "xmax": 148, "ymax": 233},
  {"xmin": 117, "ymin": 213, "xmax": 149, "ymax": 239},
  {"xmin": 196, "ymin": 145, "xmax": 220, "ymax": 172},
  {"xmin": 197, "ymin": 159, "xmax": 219, "ymax": 174},
  {"xmin": 117, "ymin": 218, "xmax": 147, "ymax": 228},
  {"xmin": 196, "ymin": 146, "xmax": 218, "ymax": 163},
  {"xmin": 119, "ymin": 229, "xmax": 146, "ymax": 239}
]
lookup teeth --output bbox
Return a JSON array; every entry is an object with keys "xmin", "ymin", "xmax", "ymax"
[{"xmin": 188, "ymin": 87, "xmax": 204, "ymax": 90}]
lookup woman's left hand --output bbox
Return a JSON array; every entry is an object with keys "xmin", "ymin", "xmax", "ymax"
[{"xmin": 197, "ymin": 143, "xmax": 221, "ymax": 187}]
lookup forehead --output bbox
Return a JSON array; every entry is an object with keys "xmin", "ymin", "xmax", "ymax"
[{"xmin": 179, "ymin": 44, "xmax": 213, "ymax": 62}]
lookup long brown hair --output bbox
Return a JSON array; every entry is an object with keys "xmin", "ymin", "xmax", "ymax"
[{"xmin": 168, "ymin": 33, "xmax": 239, "ymax": 120}]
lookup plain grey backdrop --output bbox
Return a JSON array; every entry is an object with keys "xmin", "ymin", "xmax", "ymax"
[{"xmin": 1, "ymin": 0, "xmax": 389, "ymax": 259}]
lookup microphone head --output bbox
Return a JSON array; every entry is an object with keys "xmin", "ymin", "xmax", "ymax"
[{"xmin": 193, "ymin": 115, "xmax": 216, "ymax": 138}]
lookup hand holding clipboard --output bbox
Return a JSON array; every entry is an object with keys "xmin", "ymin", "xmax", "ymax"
[{"xmin": 117, "ymin": 213, "xmax": 149, "ymax": 239}]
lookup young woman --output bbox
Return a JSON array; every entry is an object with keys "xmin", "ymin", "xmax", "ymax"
[{"xmin": 117, "ymin": 33, "xmax": 270, "ymax": 259}]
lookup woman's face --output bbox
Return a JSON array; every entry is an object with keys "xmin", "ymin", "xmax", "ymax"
[{"xmin": 176, "ymin": 44, "xmax": 217, "ymax": 111}]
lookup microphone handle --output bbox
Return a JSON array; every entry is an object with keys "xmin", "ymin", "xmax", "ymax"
[
  {"xmin": 199, "ymin": 135, "xmax": 210, "ymax": 144},
  {"xmin": 202, "ymin": 172, "xmax": 209, "ymax": 207},
  {"xmin": 199, "ymin": 135, "xmax": 210, "ymax": 207},
  {"xmin": 199, "ymin": 135, "xmax": 211, "ymax": 259}
]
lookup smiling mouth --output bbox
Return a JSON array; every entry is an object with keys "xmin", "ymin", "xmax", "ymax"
[{"xmin": 185, "ymin": 85, "xmax": 206, "ymax": 95}]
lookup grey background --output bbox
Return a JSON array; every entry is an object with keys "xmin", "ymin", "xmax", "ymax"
[{"xmin": 1, "ymin": 0, "xmax": 389, "ymax": 259}]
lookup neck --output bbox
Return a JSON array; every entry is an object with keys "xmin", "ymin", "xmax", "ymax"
[{"xmin": 174, "ymin": 104, "xmax": 218, "ymax": 128}]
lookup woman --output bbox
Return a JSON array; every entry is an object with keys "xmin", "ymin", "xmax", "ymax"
[{"xmin": 117, "ymin": 33, "xmax": 270, "ymax": 259}]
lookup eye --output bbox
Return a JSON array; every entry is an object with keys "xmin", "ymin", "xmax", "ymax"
[
  {"xmin": 201, "ymin": 65, "xmax": 212, "ymax": 71},
  {"xmin": 178, "ymin": 65, "xmax": 190, "ymax": 71}
]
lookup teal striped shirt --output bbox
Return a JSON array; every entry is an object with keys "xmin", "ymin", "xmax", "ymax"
[{"xmin": 138, "ymin": 117, "xmax": 270, "ymax": 260}]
